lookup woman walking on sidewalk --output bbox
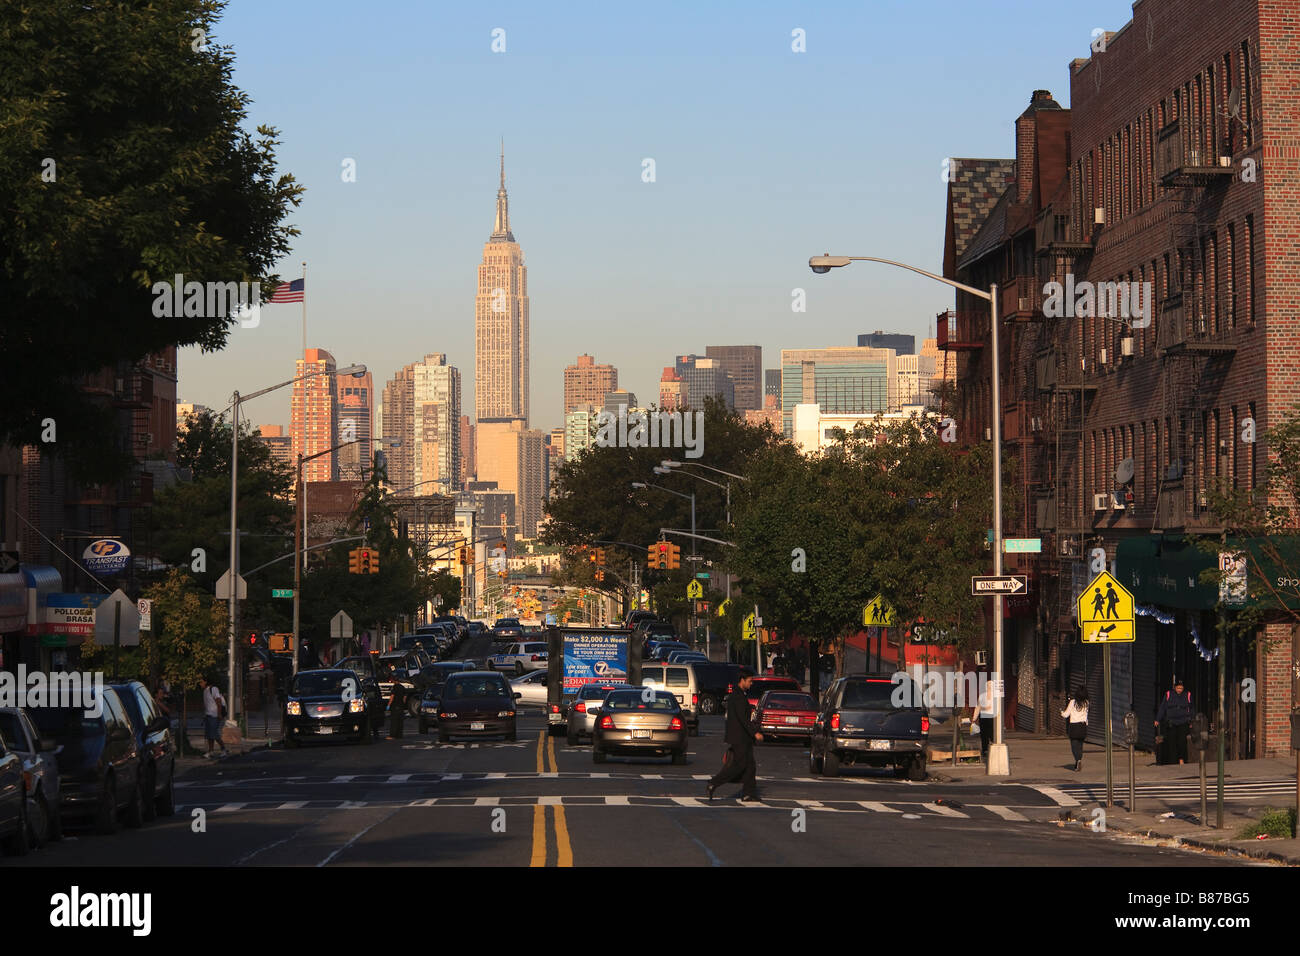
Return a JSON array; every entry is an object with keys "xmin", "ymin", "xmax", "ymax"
[{"xmin": 1061, "ymin": 689, "xmax": 1089, "ymax": 771}]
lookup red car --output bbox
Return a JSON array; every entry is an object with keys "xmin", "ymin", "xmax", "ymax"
[
  {"xmin": 745, "ymin": 676, "xmax": 802, "ymax": 709},
  {"xmin": 755, "ymin": 691, "xmax": 818, "ymax": 741}
]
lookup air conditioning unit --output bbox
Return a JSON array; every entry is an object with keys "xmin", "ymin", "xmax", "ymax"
[
  {"xmin": 1093, "ymin": 493, "xmax": 1110, "ymax": 512},
  {"xmin": 984, "ymin": 427, "xmax": 992, "ymax": 440},
  {"xmin": 1219, "ymin": 156, "xmax": 1232, "ymax": 168},
  {"xmin": 1197, "ymin": 316, "xmax": 1209, "ymax": 334},
  {"xmin": 1095, "ymin": 208, "xmax": 1106, "ymax": 225},
  {"xmin": 1018, "ymin": 297, "xmax": 1031, "ymax": 311},
  {"xmin": 1098, "ymin": 348, "xmax": 1108, "ymax": 365},
  {"xmin": 1121, "ymin": 337, "xmax": 1135, "ymax": 356}
]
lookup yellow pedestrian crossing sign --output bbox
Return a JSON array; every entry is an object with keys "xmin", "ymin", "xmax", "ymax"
[
  {"xmin": 1077, "ymin": 570, "xmax": 1134, "ymax": 643},
  {"xmin": 863, "ymin": 595, "xmax": 896, "ymax": 627},
  {"xmin": 742, "ymin": 612, "xmax": 757, "ymax": 641},
  {"xmin": 686, "ymin": 579, "xmax": 704, "ymax": 600}
]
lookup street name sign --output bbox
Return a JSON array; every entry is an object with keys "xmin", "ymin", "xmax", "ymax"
[
  {"xmin": 971, "ymin": 575, "xmax": 1029, "ymax": 595},
  {"xmin": 271, "ymin": 588, "xmax": 294, "ymax": 599}
]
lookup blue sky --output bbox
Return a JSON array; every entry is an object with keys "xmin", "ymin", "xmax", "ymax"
[{"xmin": 182, "ymin": 0, "xmax": 1140, "ymax": 433}]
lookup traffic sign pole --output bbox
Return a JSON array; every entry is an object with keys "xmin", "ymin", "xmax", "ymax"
[{"xmin": 1105, "ymin": 644, "xmax": 1113, "ymax": 808}]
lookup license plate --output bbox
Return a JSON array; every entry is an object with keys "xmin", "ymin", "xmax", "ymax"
[
  {"xmin": 316, "ymin": 726, "xmax": 335, "ymax": 735},
  {"xmin": 632, "ymin": 729, "xmax": 651, "ymax": 739},
  {"xmin": 869, "ymin": 739, "xmax": 891, "ymax": 750},
  {"xmin": 784, "ymin": 716, "xmax": 800, "ymax": 724},
  {"xmin": 470, "ymin": 721, "xmax": 485, "ymax": 731}
]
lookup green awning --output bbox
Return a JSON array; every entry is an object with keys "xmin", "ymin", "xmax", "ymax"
[{"xmin": 1116, "ymin": 533, "xmax": 1300, "ymax": 611}]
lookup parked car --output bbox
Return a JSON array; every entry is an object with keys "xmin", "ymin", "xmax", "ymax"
[
  {"xmin": 0, "ymin": 729, "xmax": 29, "ymax": 856},
  {"xmin": 416, "ymin": 662, "xmax": 476, "ymax": 733},
  {"xmin": 689, "ymin": 661, "xmax": 743, "ymax": 715},
  {"xmin": 744, "ymin": 676, "xmax": 802, "ymax": 709},
  {"xmin": 647, "ymin": 640, "xmax": 690, "ymax": 662},
  {"xmin": 435, "ymin": 671, "xmax": 519, "ymax": 742},
  {"xmin": 640, "ymin": 664, "xmax": 699, "ymax": 735},
  {"xmin": 489, "ymin": 641, "xmax": 548, "ymax": 675},
  {"xmin": 27, "ymin": 688, "xmax": 145, "ymax": 834},
  {"xmin": 467, "ymin": 621, "xmax": 488, "ymax": 638},
  {"xmin": 510, "ymin": 669, "xmax": 550, "ymax": 708},
  {"xmin": 284, "ymin": 669, "xmax": 382, "ymax": 747},
  {"xmin": 0, "ymin": 706, "xmax": 59, "ymax": 846},
  {"xmin": 109, "ymin": 682, "xmax": 176, "ymax": 821},
  {"xmin": 623, "ymin": 610, "xmax": 656, "ymax": 630},
  {"xmin": 809, "ymin": 674, "xmax": 929, "ymax": 780},
  {"xmin": 491, "ymin": 618, "xmax": 524, "ymax": 644},
  {"xmin": 754, "ymin": 691, "xmax": 818, "ymax": 742},
  {"xmin": 591, "ymin": 687, "xmax": 687, "ymax": 765},
  {"xmin": 398, "ymin": 632, "xmax": 442, "ymax": 658},
  {"xmin": 564, "ymin": 684, "xmax": 621, "ymax": 745}
]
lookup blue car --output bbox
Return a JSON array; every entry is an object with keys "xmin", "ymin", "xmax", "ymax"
[{"xmin": 0, "ymin": 706, "xmax": 62, "ymax": 845}]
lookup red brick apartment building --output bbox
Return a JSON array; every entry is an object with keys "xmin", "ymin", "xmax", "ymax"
[{"xmin": 941, "ymin": 0, "xmax": 1299, "ymax": 758}]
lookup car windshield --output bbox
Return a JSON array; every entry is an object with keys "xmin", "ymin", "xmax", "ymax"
[
  {"xmin": 0, "ymin": 712, "xmax": 24, "ymax": 749},
  {"xmin": 763, "ymin": 693, "xmax": 814, "ymax": 710},
  {"xmin": 495, "ymin": 620, "xmax": 519, "ymax": 627},
  {"xmin": 444, "ymin": 677, "xmax": 509, "ymax": 698},
  {"xmin": 291, "ymin": 673, "xmax": 352, "ymax": 696},
  {"xmin": 750, "ymin": 679, "xmax": 797, "ymax": 695},
  {"xmin": 28, "ymin": 706, "xmax": 102, "ymax": 738},
  {"xmin": 605, "ymin": 692, "xmax": 676, "ymax": 711},
  {"xmin": 579, "ymin": 685, "xmax": 618, "ymax": 699},
  {"xmin": 841, "ymin": 680, "xmax": 911, "ymax": 709}
]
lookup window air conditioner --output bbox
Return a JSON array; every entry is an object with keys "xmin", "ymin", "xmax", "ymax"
[
  {"xmin": 1093, "ymin": 493, "xmax": 1109, "ymax": 511},
  {"xmin": 1098, "ymin": 348, "xmax": 1108, "ymax": 365},
  {"xmin": 1095, "ymin": 208, "xmax": 1106, "ymax": 225},
  {"xmin": 1120, "ymin": 337, "xmax": 1135, "ymax": 357},
  {"xmin": 1018, "ymin": 297, "xmax": 1031, "ymax": 312}
]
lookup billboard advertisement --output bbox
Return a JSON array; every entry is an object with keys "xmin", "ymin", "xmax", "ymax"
[{"xmin": 561, "ymin": 629, "xmax": 629, "ymax": 692}]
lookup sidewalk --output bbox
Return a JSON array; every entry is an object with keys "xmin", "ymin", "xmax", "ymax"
[
  {"xmin": 172, "ymin": 709, "xmax": 281, "ymax": 775},
  {"xmin": 930, "ymin": 725, "xmax": 1299, "ymax": 864}
]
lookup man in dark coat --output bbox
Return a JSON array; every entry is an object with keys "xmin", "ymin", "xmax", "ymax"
[
  {"xmin": 1155, "ymin": 677, "xmax": 1193, "ymax": 765},
  {"xmin": 706, "ymin": 668, "xmax": 763, "ymax": 802}
]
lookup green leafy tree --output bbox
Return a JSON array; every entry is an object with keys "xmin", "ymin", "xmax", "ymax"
[{"xmin": 1, "ymin": 0, "xmax": 304, "ymax": 479}]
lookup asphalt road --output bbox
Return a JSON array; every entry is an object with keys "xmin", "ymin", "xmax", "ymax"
[{"xmin": 5, "ymin": 636, "xmax": 1257, "ymax": 867}]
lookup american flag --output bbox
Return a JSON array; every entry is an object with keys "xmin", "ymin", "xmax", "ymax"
[{"xmin": 268, "ymin": 278, "xmax": 305, "ymax": 303}]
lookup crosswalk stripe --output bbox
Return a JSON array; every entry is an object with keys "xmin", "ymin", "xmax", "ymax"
[
  {"xmin": 473, "ymin": 797, "xmax": 499, "ymax": 806},
  {"xmin": 1033, "ymin": 785, "xmax": 1081, "ymax": 807},
  {"xmin": 672, "ymin": 797, "xmax": 706, "ymax": 807},
  {"xmin": 923, "ymin": 803, "xmax": 968, "ymax": 818},
  {"xmin": 605, "ymin": 796, "xmax": 630, "ymax": 805},
  {"xmin": 857, "ymin": 801, "xmax": 901, "ymax": 813},
  {"xmin": 277, "ymin": 801, "xmax": 307, "ymax": 810},
  {"xmin": 984, "ymin": 805, "xmax": 1029, "ymax": 821},
  {"xmin": 388, "ymin": 774, "xmax": 411, "ymax": 782},
  {"xmin": 216, "ymin": 803, "xmax": 246, "ymax": 812},
  {"xmin": 331, "ymin": 775, "xmax": 355, "ymax": 783}
]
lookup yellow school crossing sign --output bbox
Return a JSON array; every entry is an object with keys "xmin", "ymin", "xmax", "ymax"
[
  {"xmin": 1077, "ymin": 570, "xmax": 1134, "ymax": 643},
  {"xmin": 741, "ymin": 612, "xmax": 757, "ymax": 641},
  {"xmin": 686, "ymin": 579, "xmax": 704, "ymax": 599},
  {"xmin": 863, "ymin": 595, "xmax": 896, "ymax": 627}
]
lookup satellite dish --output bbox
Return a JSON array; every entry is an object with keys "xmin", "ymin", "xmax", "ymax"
[
  {"xmin": 1115, "ymin": 458, "xmax": 1135, "ymax": 485},
  {"xmin": 1228, "ymin": 86, "xmax": 1242, "ymax": 121}
]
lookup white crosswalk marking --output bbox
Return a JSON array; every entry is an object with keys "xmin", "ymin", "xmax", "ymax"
[
  {"xmin": 388, "ymin": 774, "xmax": 411, "ymax": 782},
  {"xmin": 331, "ymin": 775, "xmax": 355, "ymax": 783},
  {"xmin": 672, "ymin": 797, "xmax": 706, "ymax": 807},
  {"xmin": 216, "ymin": 803, "xmax": 247, "ymax": 812},
  {"xmin": 857, "ymin": 801, "xmax": 901, "ymax": 813},
  {"xmin": 1032, "ymin": 785, "xmax": 1081, "ymax": 807},
  {"xmin": 985, "ymin": 805, "xmax": 1029, "ymax": 821},
  {"xmin": 923, "ymin": 803, "xmax": 968, "ymax": 818},
  {"xmin": 277, "ymin": 801, "xmax": 308, "ymax": 810},
  {"xmin": 605, "ymin": 796, "xmax": 630, "ymax": 805},
  {"xmin": 473, "ymin": 797, "xmax": 499, "ymax": 806}
]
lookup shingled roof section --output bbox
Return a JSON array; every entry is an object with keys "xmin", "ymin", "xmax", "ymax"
[
  {"xmin": 942, "ymin": 158, "xmax": 1015, "ymax": 280},
  {"xmin": 958, "ymin": 185, "xmax": 1013, "ymax": 271}
]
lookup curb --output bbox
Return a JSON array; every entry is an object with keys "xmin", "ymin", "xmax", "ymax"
[{"xmin": 1105, "ymin": 820, "xmax": 1298, "ymax": 865}]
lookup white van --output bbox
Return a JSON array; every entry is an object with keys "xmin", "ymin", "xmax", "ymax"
[{"xmin": 640, "ymin": 664, "xmax": 700, "ymax": 735}]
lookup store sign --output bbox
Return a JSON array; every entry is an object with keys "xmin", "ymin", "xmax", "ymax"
[
  {"xmin": 43, "ymin": 593, "xmax": 108, "ymax": 636},
  {"xmin": 82, "ymin": 539, "xmax": 130, "ymax": 576}
]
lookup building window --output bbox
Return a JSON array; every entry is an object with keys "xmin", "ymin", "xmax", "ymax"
[
  {"xmin": 1249, "ymin": 401, "xmax": 1257, "ymax": 489},
  {"xmin": 1241, "ymin": 40, "xmax": 1253, "ymax": 146},
  {"xmin": 1245, "ymin": 215, "xmax": 1256, "ymax": 325}
]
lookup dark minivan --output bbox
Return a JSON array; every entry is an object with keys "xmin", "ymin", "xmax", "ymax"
[
  {"xmin": 435, "ymin": 671, "xmax": 519, "ymax": 742},
  {"xmin": 28, "ymin": 688, "xmax": 146, "ymax": 833},
  {"xmin": 809, "ymin": 674, "xmax": 929, "ymax": 780},
  {"xmin": 109, "ymin": 681, "xmax": 177, "ymax": 820}
]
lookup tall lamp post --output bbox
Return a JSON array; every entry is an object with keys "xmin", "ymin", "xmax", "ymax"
[
  {"xmin": 808, "ymin": 253, "xmax": 1009, "ymax": 776},
  {"xmin": 632, "ymin": 480, "xmax": 697, "ymax": 643},
  {"xmin": 225, "ymin": 363, "xmax": 365, "ymax": 730}
]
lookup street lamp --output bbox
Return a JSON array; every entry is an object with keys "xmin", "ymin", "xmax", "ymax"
[
  {"xmin": 632, "ymin": 479, "xmax": 698, "ymax": 641},
  {"xmin": 808, "ymin": 252, "xmax": 1010, "ymax": 777},
  {"xmin": 225, "ymin": 363, "xmax": 365, "ymax": 730}
]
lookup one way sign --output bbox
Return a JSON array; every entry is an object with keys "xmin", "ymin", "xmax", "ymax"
[{"xmin": 971, "ymin": 575, "xmax": 1029, "ymax": 595}]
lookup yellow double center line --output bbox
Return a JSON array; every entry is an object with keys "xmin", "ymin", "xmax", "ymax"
[{"xmin": 529, "ymin": 729, "xmax": 573, "ymax": 866}]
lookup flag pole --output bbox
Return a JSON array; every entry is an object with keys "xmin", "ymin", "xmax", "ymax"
[{"xmin": 301, "ymin": 261, "xmax": 307, "ymax": 357}]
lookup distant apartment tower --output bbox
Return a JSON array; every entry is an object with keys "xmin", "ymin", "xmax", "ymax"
[
  {"xmin": 603, "ymin": 390, "xmax": 637, "ymax": 415},
  {"xmin": 548, "ymin": 428, "xmax": 565, "ymax": 489},
  {"xmin": 476, "ymin": 148, "xmax": 529, "ymax": 424},
  {"xmin": 476, "ymin": 418, "xmax": 547, "ymax": 537},
  {"xmin": 705, "ymin": 345, "xmax": 762, "ymax": 411},
  {"xmin": 335, "ymin": 371, "xmax": 374, "ymax": 479},
  {"xmin": 763, "ymin": 369, "xmax": 781, "ymax": 399},
  {"xmin": 564, "ymin": 406, "xmax": 599, "ymax": 461},
  {"xmin": 255, "ymin": 424, "xmax": 295, "ymax": 471},
  {"xmin": 857, "ymin": 331, "xmax": 915, "ymax": 354},
  {"xmin": 175, "ymin": 401, "xmax": 211, "ymax": 431},
  {"xmin": 658, "ymin": 367, "xmax": 686, "ymax": 410},
  {"xmin": 381, "ymin": 353, "xmax": 461, "ymax": 493},
  {"xmin": 564, "ymin": 354, "xmax": 618, "ymax": 415},
  {"xmin": 780, "ymin": 347, "xmax": 898, "ymax": 437},
  {"xmin": 894, "ymin": 353, "xmax": 938, "ymax": 408},
  {"xmin": 291, "ymin": 348, "xmax": 339, "ymax": 482},
  {"xmin": 744, "ymin": 393, "xmax": 782, "ymax": 431},
  {"xmin": 674, "ymin": 355, "xmax": 735, "ymax": 409},
  {"xmin": 460, "ymin": 415, "xmax": 475, "ymax": 484}
]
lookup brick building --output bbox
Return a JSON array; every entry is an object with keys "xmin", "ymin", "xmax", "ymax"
[{"xmin": 942, "ymin": 0, "xmax": 1299, "ymax": 759}]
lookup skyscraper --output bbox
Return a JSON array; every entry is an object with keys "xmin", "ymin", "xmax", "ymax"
[
  {"xmin": 476, "ymin": 418, "xmax": 547, "ymax": 537},
  {"xmin": 658, "ymin": 367, "xmax": 686, "ymax": 410},
  {"xmin": 335, "ymin": 371, "xmax": 373, "ymax": 479},
  {"xmin": 779, "ymin": 346, "xmax": 898, "ymax": 438},
  {"xmin": 380, "ymin": 353, "xmax": 461, "ymax": 493},
  {"xmin": 460, "ymin": 415, "xmax": 475, "ymax": 484},
  {"xmin": 254, "ymin": 424, "xmax": 295, "ymax": 471},
  {"xmin": 705, "ymin": 345, "xmax": 762, "ymax": 411},
  {"xmin": 475, "ymin": 147, "xmax": 529, "ymax": 424},
  {"xmin": 857, "ymin": 331, "xmax": 915, "ymax": 354},
  {"xmin": 674, "ymin": 355, "xmax": 734, "ymax": 410},
  {"xmin": 564, "ymin": 354, "xmax": 618, "ymax": 416},
  {"xmin": 291, "ymin": 348, "xmax": 338, "ymax": 482}
]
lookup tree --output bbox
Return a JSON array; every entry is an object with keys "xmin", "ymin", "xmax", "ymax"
[{"xmin": 0, "ymin": 0, "xmax": 303, "ymax": 478}]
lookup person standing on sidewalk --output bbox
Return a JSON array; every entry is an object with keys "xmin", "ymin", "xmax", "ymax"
[
  {"xmin": 976, "ymin": 679, "xmax": 997, "ymax": 761},
  {"xmin": 706, "ymin": 668, "xmax": 763, "ymax": 802},
  {"xmin": 1060, "ymin": 689, "xmax": 1088, "ymax": 771},
  {"xmin": 1155, "ymin": 677, "xmax": 1193, "ymax": 765},
  {"xmin": 199, "ymin": 676, "xmax": 229, "ymax": 758}
]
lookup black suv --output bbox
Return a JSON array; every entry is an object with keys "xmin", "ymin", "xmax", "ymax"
[
  {"xmin": 810, "ymin": 674, "xmax": 929, "ymax": 780},
  {"xmin": 28, "ymin": 688, "xmax": 146, "ymax": 834},
  {"xmin": 110, "ymin": 682, "xmax": 177, "ymax": 820},
  {"xmin": 284, "ymin": 669, "xmax": 383, "ymax": 747}
]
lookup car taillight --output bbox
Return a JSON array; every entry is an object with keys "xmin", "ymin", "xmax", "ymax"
[
  {"xmin": 691, "ymin": 694, "xmax": 698, "ymax": 706},
  {"xmin": 575, "ymin": 701, "xmax": 586, "ymax": 713},
  {"xmin": 531, "ymin": 655, "xmax": 542, "ymax": 661},
  {"xmin": 830, "ymin": 712, "xmax": 840, "ymax": 731},
  {"xmin": 599, "ymin": 715, "xmax": 613, "ymax": 728},
  {"xmin": 921, "ymin": 716, "xmax": 930, "ymax": 734},
  {"xmin": 670, "ymin": 716, "xmax": 682, "ymax": 730},
  {"xmin": 726, "ymin": 683, "xmax": 733, "ymax": 693},
  {"xmin": 550, "ymin": 704, "xmax": 559, "ymax": 713}
]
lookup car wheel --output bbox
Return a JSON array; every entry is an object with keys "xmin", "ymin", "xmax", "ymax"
[
  {"xmin": 124, "ymin": 772, "xmax": 146, "ymax": 828},
  {"xmin": 26, "ymin": 790, "xmax": 47, "ymax": 849},
  {"xmin": 823, "ymin": 750, "xmax": 841, "ymax": 777},
  {"xmin": 156, "ymin": 768, "xmax": 176, "ymax": 817},
  {"xmin": 566, "ymin": 728, "xmax": 578, "ymax": 746},
  {"xmin": 3, "ymin": 794, "xmax": 30, "ymax": 857},
  {"xmin": 592, "ymin": 747, "xmax": 607, "ymax": 764},
  {"xmin": 809, "ymin": 746, "xmax": 824, "ymax": 774},
  {"xmin": 698, "ymin": 694, "xmax": 718, "ymax": 716},
  {"xmin": 514, "ymin": 662, "xmax": 524, "ymax": 677},
  {"xmin": 418, "ymin": 717, "xmax": 428, "ymax": 734},
  {"xmin": 407, "ymin": 695, "xmax": 421, "ymax": 718},
  {"xmin": 671, "ymin": 750, "xmax": 687, "ymax": 766},
  {"xmin": 907, "ymin": 756, "xmax": 927, "ymax": 781}
]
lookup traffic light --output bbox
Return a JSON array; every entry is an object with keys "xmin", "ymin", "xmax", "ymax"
[
  {"xmin": 665, "ymin": 542, "xmax": 681, "ymax": 570},
  {"xmin": 647, "ymin": 543, "xmax": 659, "ymax": 568},
  {"xmin": 369, "ymin": 551, "xmax": 380, "ymax": 574},
  {"xmin": 589, "ymin": 549, "xmax": 597, "ymax": 564},
  {"xmin": 655, "ymin": 541, "xmax": 670, "ymax": 569},
  {"xmin": 357, "ymin": 549, "xmax": 373, "ymax": 574},
  {"xmin": 595, "ymin": 548, "xmax": 606, "ymax": 566},
  {"xmin": 595, "ymin": 570, "xmax": 605, "ymax": 583},
  {"xmin": 348, "ymin": 548, "xmax": 362, "ymax": 574}
]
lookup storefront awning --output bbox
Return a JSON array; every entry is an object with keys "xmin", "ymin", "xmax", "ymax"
[{"xmin": 1116, "ymin": 533, "xmax": 1300, "ymax": 611}]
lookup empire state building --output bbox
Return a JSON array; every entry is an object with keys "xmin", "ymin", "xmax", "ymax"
[{"xmin": 475, "ymin": 148, "xmax": 529, "ymax": 424}]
